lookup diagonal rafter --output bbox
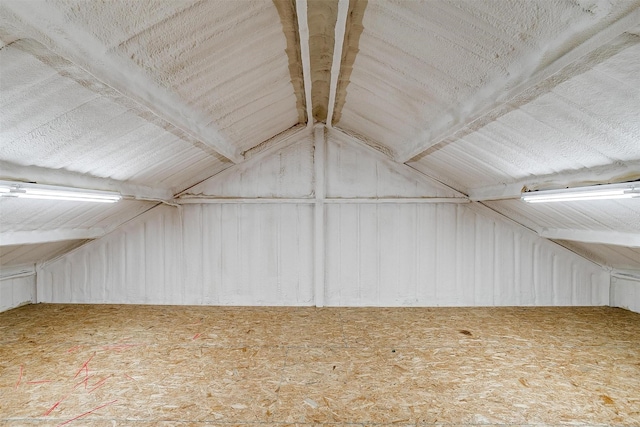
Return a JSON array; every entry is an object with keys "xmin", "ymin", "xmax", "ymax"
[
  {"xmin": 539, "ymin": 228, "xmax": 640, "ymax": 248},
  {"xmin": 0, "ymin": 229, "xmax": 106, "ymax": 246},
  {"xmin": 0, "ymin": 0, "xmax": 243, "ymax": 163},
  {"xmin": 396, "ymin": 7, "xmax": 640, "ymax": 163},
  {"xmin": 468, "ymin": 161, "xmax": 640, "ymax": 202},
  {"xmin": 0, "ymin": 161, "xmax": 174, "ymax": 201}
]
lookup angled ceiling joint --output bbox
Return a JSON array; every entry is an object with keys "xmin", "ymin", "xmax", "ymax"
[
  {"xmin": 468, "ymin": 161, "xmax": 640, "ymax": 202},
  {"xmin": 0, "ymin": 161, "xmax": 174, "ymax": 202},
  {"xmin": 540, "ymin": 228, "xmax": 640, "ymax": 248},
  {"xmin": 1, "ymin": 1, "xmax": 243, "ymax": 163},
  {"xmin": 396, "ymin": 7, "xmax": 640, "ymax": 163},
  {"xmin": 326, "ymin": 0, "xmax": 350, "ymax": 128},
  {"xmin": 327, "ymin": 127, "xmax": 468, "ymax": 199},
  {"xmin": 0, "ymin": 229, "xmax": 106, "ymax": 246},
  {"xmin": 295, "ymin": 0, "xmax": 315, "ymax": 128}
]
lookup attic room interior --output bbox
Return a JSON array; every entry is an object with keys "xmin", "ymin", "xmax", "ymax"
[{"xmin": 0, "ymin": 0, "xmax": 639, "ymax": 425}]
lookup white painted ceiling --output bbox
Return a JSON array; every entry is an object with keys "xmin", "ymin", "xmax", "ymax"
[{"xmin": 0, "ymin": 0, "xmax": 638, "ymax": 273}]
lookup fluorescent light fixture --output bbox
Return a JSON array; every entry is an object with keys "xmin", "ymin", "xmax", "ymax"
[
  {"xmin": 0, "ymin": 180, "xmax": 121, "ymax": 203},
  {"xmin": 522, "ymin": 181, "xmax": 640, "ymax": 203}
]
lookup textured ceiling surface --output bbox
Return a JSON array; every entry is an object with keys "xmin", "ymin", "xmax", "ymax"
[
  {"xmin": 1, "ymin": 40, "xmax": 231, "ymax": 192},
  {"xmin": 336, "ymin": 0, "xmax": 639, "ymax": 160},
  {"xmin": 0, "ymin": 198, "xmax": 155, "ymax": 234},
  {"xmin": 409, "ymin": 38, "xmax": 640, "ymax": 193},
  {"xmin": 485, "ymin": 199, "xmax": 640, "ymax": 235},
  {"xmin": 0, "ymin": 0, "xmax": 639, "ymax": 271}
]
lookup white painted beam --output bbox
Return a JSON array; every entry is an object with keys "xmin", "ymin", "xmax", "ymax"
[
  {"xmin": 468, "ymin": 161, "xmax": 640, "ymax": 201},
  {"xmin": 0, "ymin": 161, "xmax": 174, "ymax": 201},
  {"xmin": 175, "ymin": 197, "xmax": 468, "ymax": 204},
  {"xmin": 0, "ymin": 264, "xmax": 36, "ymax": 280},
  {"xmin": 396, "ymin": 7, "xmax": 640, "ymax": 163},
  {"xmin": 177, "ymin": 198, "xmax": 315, "ymax": 204},
  {"xmin": 540, "ymin": 228, "xmax": 640, "ymax": 248},
  {"xmin": 0, "ymin": 229, "xmax": 105, "ymax": 246},
  {"xmin": 326, "ymin": 0, "xmax": 350, "ymax": 128},
  {"xmin": 0, "ymin": 1, "xmax": 242, "ymax": 163},
  {"xmin": 295, "ymin": 0, "xmax": 314, "ymax": 128},
  {"xmin": 324, "ymin": 198, "xmax": 469, "ymax": 204},
  {"xmin": 314, "ymin": 124, "xmax": 325, "ymax": 307}
]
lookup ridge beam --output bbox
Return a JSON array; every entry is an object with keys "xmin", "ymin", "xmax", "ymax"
[
  {"xmin": 326, "ymin": 0, "xmax": 350, "ymax": 128},
  {"xmin": 296, "ymin": 0, "xmax": 315, "ymax": 128}
]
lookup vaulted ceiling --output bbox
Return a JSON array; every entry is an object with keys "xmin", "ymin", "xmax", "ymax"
[{"xmin": 1, "ymin": 0, "xmax": 639, "ymax": 274}]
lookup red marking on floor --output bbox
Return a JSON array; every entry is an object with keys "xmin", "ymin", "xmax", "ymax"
[
  {"xmin": 57, "ymin": 399, "xmax": 117, "ymax": 426},
  {"xmin": 74, "ymin": 374, "xmax": 93, "ymax": 390},
  {"xmin": 88, "ymin": 376, "xmax": 110, "ymax": 393},
  {"xmin": 43, "ymin": 394, "xmax": 69, "ymax": 416},
  {"xmin": 73, "ymin": 353, "xmax": 94, "ymax": 379},
  {"xmin": 15, "ymin": 365, "xmax": 23, "ymax": 389}
]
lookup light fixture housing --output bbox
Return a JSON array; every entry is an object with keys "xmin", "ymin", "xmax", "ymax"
[
  {"xmin": 0, "ymin": 180, "xmax": 122, "ymax": 203},
  {"xmin": 521, "ymin": 181, "xmax": 640, "ymax": 203}
]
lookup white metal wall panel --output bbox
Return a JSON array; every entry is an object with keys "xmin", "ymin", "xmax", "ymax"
[
  {"xmin": 324, "ymin": 203, "xmax": 609, "ymax": 306},
  {"xmin": 36, "ymin": 128, "xmax": 610, "ymax": 308},
  {"xmin": 186, "ymin": 134, "xmax": 314, "ymax": 198},
  {"xmin": 37, "ymin": 201, "xmax": 609, "ymax": 307},
  {"xmin": 325, "ymin": 130, "xmax": 460, "ymax": 198},
  {"xmin": 610, "ymin": 276, "xmax": 640, "ymax": 313},
  {"xmin": 0, "ymin": 274, "xmax": 35, "ymax": 312},
  {"xmin": 37, "ymin": 205, "xmax": 182, "ymax": 304},
  {"xmin": 182, "ymin": 204, "xmax": 314, "ymax": 305},
  {"xmin": 38, "ymin": 204, "xmax": 314, "ymax": 306}
]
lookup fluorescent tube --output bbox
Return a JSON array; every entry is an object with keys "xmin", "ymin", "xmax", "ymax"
[
  {"xmin": 0, "ymin": 180, "xmax": 121, "ymax": 203},
  {"xmin": 522, "ymin": 182, "xmax": 640, "ymax": 203}
]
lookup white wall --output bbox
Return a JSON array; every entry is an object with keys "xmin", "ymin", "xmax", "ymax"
[
  {"xmin": 1, "ymin": 272, "xmax": 36, "ymax": 312},
  {"xmin": 36, "ymin": 127, "xmax": 610, "ymax": 307},
  {"xmin": 610, "ymin": 275, "xmax": 640, "ymax": 313},
  {"xmin": 324, "ymin": 203, "xmax": 608, "ymax": 306}
]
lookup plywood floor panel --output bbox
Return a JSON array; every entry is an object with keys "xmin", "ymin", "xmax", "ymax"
[{"xmin": 1, "ymin": 304, "xmax": 639, "ymax": 426}]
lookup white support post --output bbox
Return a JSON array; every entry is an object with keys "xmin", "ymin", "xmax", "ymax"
[{"xmin": 314, "ymin": 124, "xmax": 326, "ymax": 307}]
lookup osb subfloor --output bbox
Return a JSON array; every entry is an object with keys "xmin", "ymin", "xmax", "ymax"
[{"xmin": 1, "ymin": 305, "xmax": 639, "ymax": 427}]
